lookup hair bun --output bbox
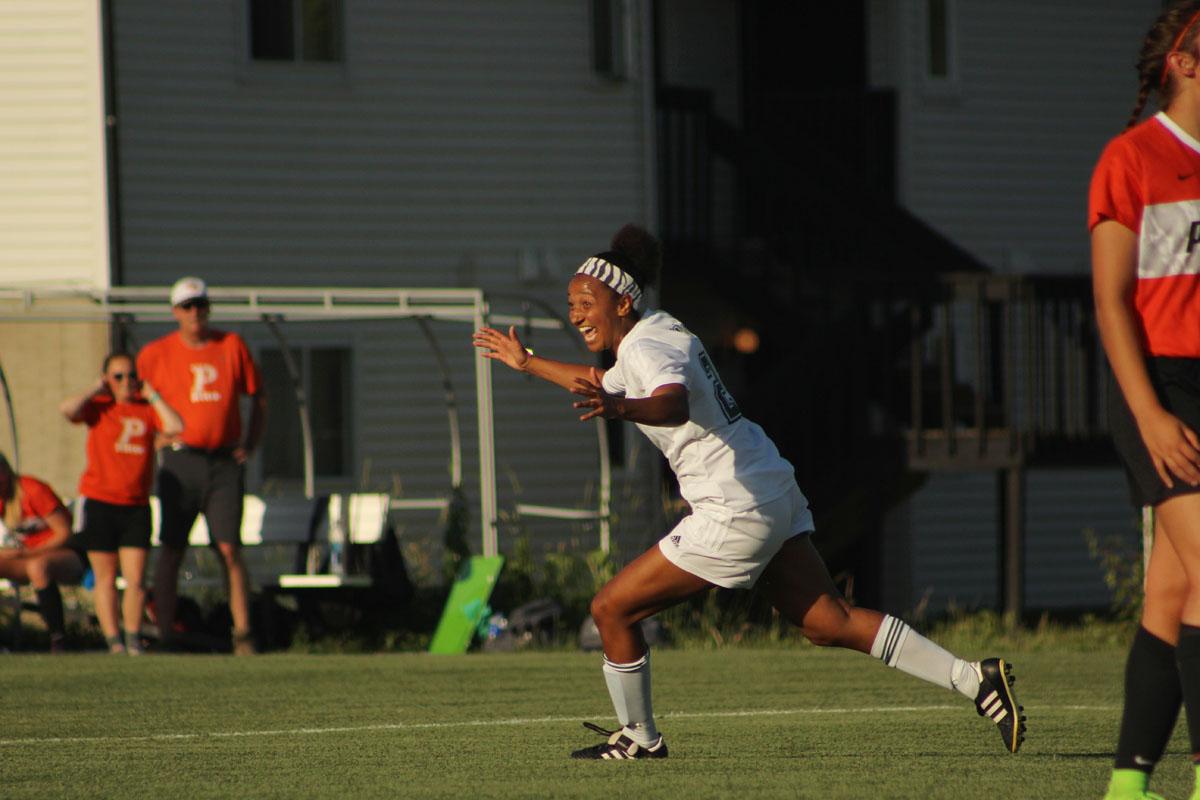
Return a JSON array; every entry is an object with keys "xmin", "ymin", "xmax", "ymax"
[{"xmin": 609, "ymin": 224, "xmax": 661, "ymax": 288}]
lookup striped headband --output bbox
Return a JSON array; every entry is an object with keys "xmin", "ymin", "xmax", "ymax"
[
  {"xmin": 575, "ymin": 252, "xmax": 644, "ymax": 310},
  {"xmin": 1161, "ymin": 7, "xmax": 1200, "ymax": 86}
]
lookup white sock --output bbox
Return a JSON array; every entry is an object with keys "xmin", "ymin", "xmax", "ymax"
[
  {"xmin": 602, "ymin": 652, "xmax": 660, "ymax": 746},
  {"xmin": 870, "ymin": 615, "xmax": 979, "ymax": 699}
]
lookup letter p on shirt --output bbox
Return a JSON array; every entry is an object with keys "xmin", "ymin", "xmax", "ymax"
[{"xmin": 189, "ymin": 363, "xmax": 222, "ymax": 403}]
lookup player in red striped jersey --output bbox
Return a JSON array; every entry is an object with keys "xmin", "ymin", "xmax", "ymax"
[{"xmin": 1092, "ymin": 3, "xmax": 1200, "ymax": 798}]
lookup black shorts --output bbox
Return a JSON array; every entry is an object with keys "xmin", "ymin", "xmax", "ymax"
[
  {"xmin": 1109, "ymin": 357, "xmax": 1200, "ymax": 508},
  {"xmin": 74, "ymin": 497, "xmax": 152, "ymax": 552},
  {"xmin": 156, "ymin": 446, "xmax": 244, "ymax": 548}
]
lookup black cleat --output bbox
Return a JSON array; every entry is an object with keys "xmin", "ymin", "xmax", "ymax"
[
  {"xmin": 570, "ymin": 722, "xmax": 669, "ymax": 760},
  {"xmin": 974, "ymin": 658, "xmax": 1026, "ymax": 753}
]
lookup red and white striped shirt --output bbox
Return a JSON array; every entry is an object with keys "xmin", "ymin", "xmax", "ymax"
[{"xmin": 1090, "ymin": 112, "xmax": 1200, "ymax": 357}]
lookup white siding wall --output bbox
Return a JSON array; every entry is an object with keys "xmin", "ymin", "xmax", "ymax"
[
  {"xmin": 0, "ymin": 2, "xmax": 110, "ymax": 287},
  {"xmin": 871, "ymin": 0, "xmax": 1159, "ymax": 275},
  {"xmin": 113, "ymin": 0, "xmax": 650, "ymax": 288},
  {"xmin": 114, "ymin": 2, "xmax": 660, "ymax": 559},
  {"xmin": 881, "ymin": 467, "xmax": 1133, "ymax": 613}
]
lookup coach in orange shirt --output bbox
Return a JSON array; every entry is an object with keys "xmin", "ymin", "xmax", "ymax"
[
  {"xmin": 61, "ymin": 352, "xmax": 183, "ymax": 654},
  {"xmin": 137, "ymin": 277, "xmax": 266, "ymax": 654}
]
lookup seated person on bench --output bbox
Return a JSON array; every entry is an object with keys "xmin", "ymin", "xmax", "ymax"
[{"xmin": 0, "ymin": 453, "xmax": 84, "ymax": 652}]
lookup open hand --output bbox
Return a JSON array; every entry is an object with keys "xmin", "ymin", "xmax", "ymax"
[
  {"xmin": 571, "ymin": 368, "xmax": 623, "ymax": 421},
  {"xmin": 472, "ymin": 326, "xmax": 531, "ymax": 372},
  {"xmin": 1138, "ymin": 406, "xmax": 1200, "ymax": 488}
]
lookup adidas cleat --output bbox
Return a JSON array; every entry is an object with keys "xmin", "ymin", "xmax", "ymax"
[
  {"xmin": 974, "ymin": 657, "xmax": 1026, "ymax": 753},
  {"xmin": 570, "ymin": 722, "xmax": 668, "ymax": 760}
]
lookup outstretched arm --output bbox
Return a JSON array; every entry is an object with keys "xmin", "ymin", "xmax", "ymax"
[
  {"xmin": 1093, "ymin": 220, "xmax": 1200, "ymax": 487},
  {"xmin": 572, "ymin": 368, "xmax": 689, "ymax": 426},
  {"xmin": 473, "ymin": 325, "xmax": 602, "ymax": 392}
]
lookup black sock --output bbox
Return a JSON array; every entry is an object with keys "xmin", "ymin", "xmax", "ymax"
[
  {"xmin": 1115, "ymin": 626, "xmax": 1182, "ymax": 772},
  {"xmin": 34, "ymin": 584, "xmax": 65, "ymax": 637},
  {"xmin": 1175, "ymin": 624, "xmax": 1200, "ymax": 762}
]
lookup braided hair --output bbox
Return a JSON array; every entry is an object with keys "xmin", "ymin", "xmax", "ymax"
[{"xmin": 1129, "ymin": 0, "xmax": 1200, "ymax": 130}]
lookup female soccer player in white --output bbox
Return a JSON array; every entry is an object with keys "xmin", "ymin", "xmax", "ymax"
[{"xmin": 473, "ymin": 225, "xmax": 1025, "ymax": 760}]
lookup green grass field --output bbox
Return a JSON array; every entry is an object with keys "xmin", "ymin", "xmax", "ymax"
[{"xmin": 2, "ymin": 646, "xmax": 1191, "ymax": 799}]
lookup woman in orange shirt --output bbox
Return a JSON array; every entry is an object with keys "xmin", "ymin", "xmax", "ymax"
[
  {"xmin": 61, "ymin": 352, "xmax": 182, "ymax": 654},
  {"xmin": 0, "ymin": 454, "xmax": 84, "ymax": 652}
]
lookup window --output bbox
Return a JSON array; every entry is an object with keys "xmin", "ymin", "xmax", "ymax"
[
  {"xmin": 591, "ymin": 0, "xmax": 630, "ymax": 81},
  {"xmin": 924, "ymin": 0, "xmax": 957, "ymax": 83},
  {"xmin": 250, "ymin": 0, "xmax": 343, "ymax": 62},
  {"xmin": 260, "ymin": 347, "xmax": 352, "ymax": 480}
]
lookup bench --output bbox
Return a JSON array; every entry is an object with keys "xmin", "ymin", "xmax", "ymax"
[{"xmin": 1, "ymin": 493, "xmax": 394, "ymax": 646}]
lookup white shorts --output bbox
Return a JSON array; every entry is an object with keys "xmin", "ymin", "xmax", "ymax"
[{"xmin": 657, "ymin": 485, "xmax": 814, "ymax": 589}]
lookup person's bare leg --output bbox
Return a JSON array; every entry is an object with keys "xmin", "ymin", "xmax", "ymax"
[
  {"xmin": 215, "ymin": 541, "xmax": 253, "ymax": 653},
  {"xmin": 763, "ymin": 536, "xmax": 982, "ymax": 699},
  {"xmin": 88, "ymin": 551, "xmax": 121, "ymax": 644},
  {"xmin": 26, "ymin": 551, "xmax": 83, "ymax": 651},
  {"xmin": 591, "ymin": 545, "xmax": 712, "ymax": 662},
  {"xmin": 584, "ymin": 544, "xmax": 711, "ymax": 749},
  {"xmin": 759, "ymin": 535, "xmax": 882, "ymax": 651},
  {"xmin": 1108, "ymin": 516, "xmax": 1185, "ymax": 795},
  {"xmin": 119, "ymin": 546, "xmax": 148, "ymax": 651},
  {"xmin": 1148, "ymin": 494, "xmax": 1200, "ymax": 781}
]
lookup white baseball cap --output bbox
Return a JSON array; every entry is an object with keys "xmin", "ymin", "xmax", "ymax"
[{"xmin": 170, "ymin": 276, "xmax": 208, "ymax": 307}]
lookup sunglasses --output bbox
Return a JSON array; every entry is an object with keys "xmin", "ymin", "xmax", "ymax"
[
  {"xmin": 177, "ymin": 298, "xmax": 209, "ymax": 311},
  {"xmin": 109, "ymin": 372, "xmax": 137, "ymax": 381}
]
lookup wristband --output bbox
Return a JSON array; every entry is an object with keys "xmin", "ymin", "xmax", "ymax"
[{"xmin": 145, "ymin": 390, "xmax": 161, "ymax": 403}]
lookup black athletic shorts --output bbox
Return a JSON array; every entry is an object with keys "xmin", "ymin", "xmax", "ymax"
[
  {"xmin": 156, "ymin": 446, "xmax": 244, "ymax": 548},
  {"xmin": 74, "ymin": 497, "xmax": 152, "ymax": 552},
  {"xmin": 1109, "ymin": 357, "xmax": 1200, "ymax": 508}
]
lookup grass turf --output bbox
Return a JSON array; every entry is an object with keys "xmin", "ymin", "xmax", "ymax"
[{"xmin": 1, "ymin": 646, "xmax": 1190, "ymax": 799}]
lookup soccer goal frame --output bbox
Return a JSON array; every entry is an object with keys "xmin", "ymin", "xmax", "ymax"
[{"xmin": 0, "ymin": 285, "xmax": 613, "ymax": 557}]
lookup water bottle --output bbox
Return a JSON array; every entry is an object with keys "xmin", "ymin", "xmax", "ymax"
[
  {"xmin": 486, "ymin": 613, "xmax": 508, "ymax": 640},
  {"xmin": 328, "ymin": 514, "xmax": 346, "ymax": 576}
]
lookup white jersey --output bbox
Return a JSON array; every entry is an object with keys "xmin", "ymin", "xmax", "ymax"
[{"xmin": 601, "ymin": 310, "xmax": 800, "ymax": 513}]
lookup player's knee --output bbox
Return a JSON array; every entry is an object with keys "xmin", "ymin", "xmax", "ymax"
[
  {"xmin": 590, "ymin": 589, "xmax": 628, "ymax": 629},
  {"xmin": 590, "ymin": 591, "xmax": 611, "ymax": 626},
  {"xmin": 800, "ymin": 626, "xmax": 840, "ymax": 648},
  {"xmin": 1146, "ymin": 574, "xmax": 1188, "ymax": 614},
  {"xmin": 798, "ymin": 595, "xmax": 853, "ymax": 648},
  {"xmin": 214, "ymin": 544, "xmax": 242, "ymax": 567},
  {"xmin": 24, "ymin": 559, "xmax": 48, "ymax": 586}
]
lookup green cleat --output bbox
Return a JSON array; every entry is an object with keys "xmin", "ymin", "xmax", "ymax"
[{"xmin": 1103, "ymin": 768, "xmax": 1165, "ymax": 800}]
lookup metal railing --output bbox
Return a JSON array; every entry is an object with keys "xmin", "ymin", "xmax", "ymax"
[{"xmin": 902, "ymin": 273, "xmax": 1107, "ymax": 470}]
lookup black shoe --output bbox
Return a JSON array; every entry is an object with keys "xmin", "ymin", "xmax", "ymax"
[
  {"xmin": 570, "ymin": 722, "xmax": 668, "ymax": 760},
  {"xmin": 974, "ymin": 658, "xmax": 1026, "ymax": 753}
]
